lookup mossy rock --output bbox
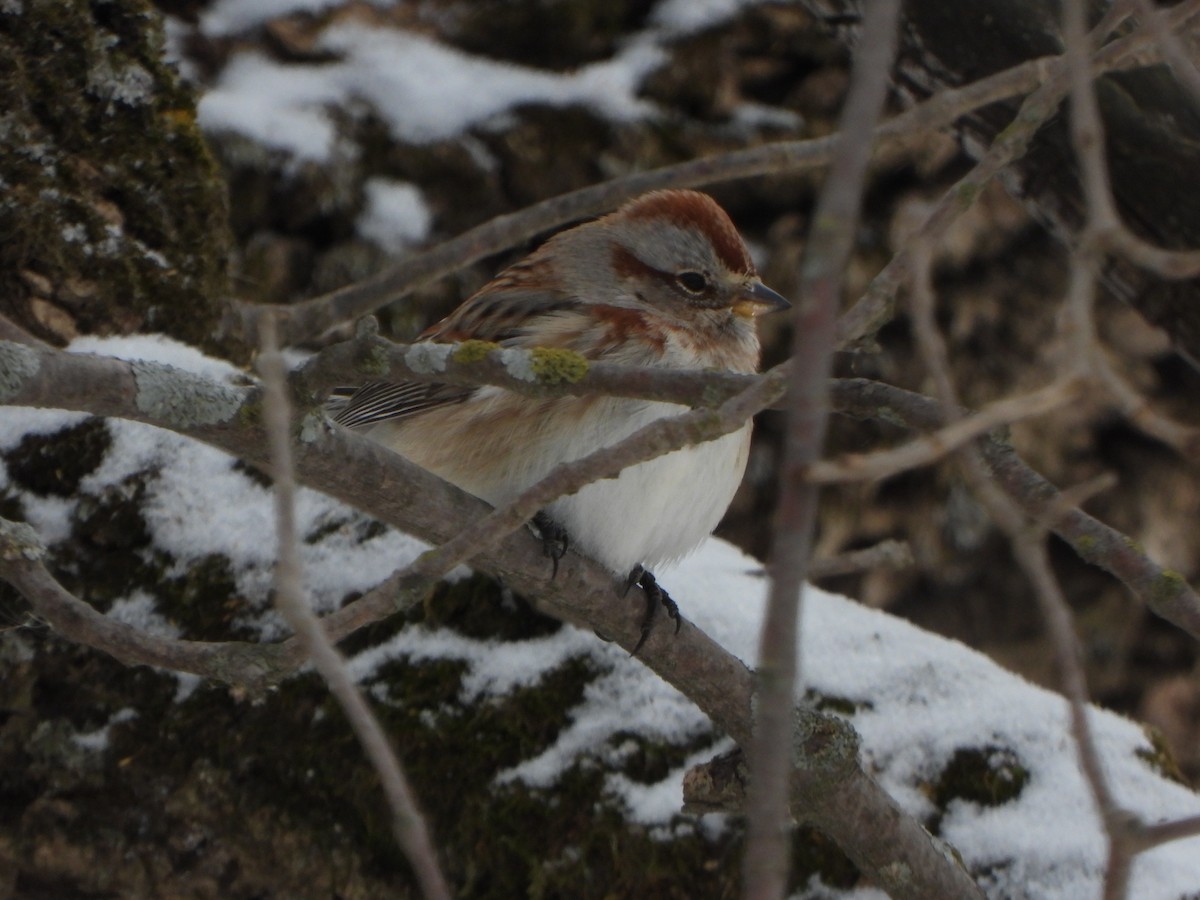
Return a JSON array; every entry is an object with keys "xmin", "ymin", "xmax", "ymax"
[
  {"xmin": 437, "ymin": 0, "xmax": 654, "ymax": 71},
  {"xmin": 0, "ymin": 0, "xmax": 231, "ymax": 352}
]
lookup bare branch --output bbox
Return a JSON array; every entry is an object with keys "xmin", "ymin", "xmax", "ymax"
[
  {"xmin": 1066, "ymin": 0, "xmax": 1200, "ymax": 285},
  {"xmin": 744, "ymin": 3, "xmax": 909, "ymax": 898},
  {"xmin": 0, "ymin": 517, "xmax": 295, "ymax": 682},
  {"xmin": 1131, "ymin": 813, "xmax": 1200, "ymax": 852},
  {"xmin": 1129, "ymin": 0, "xmax": 1200, "ymax": 107},
  {"xmin": 808, "ymin": 377, "xmax": 1085, "ymax": 484},
  {"xmin": 258, "ymin": 317, "xmax": 451, "ymax": 900},
  {"xmin": 0, "ymin": 339, "xmax": 978, "ymax": 897},
  {"xmin": 807, "ymin": 539, "xmax": 914, "ymax": 579},
  {"xmin": 5, "ymin": 337, "xmax": 1198, "ymax": 641},
  {"xmin": 837, "ymin": 0, "xmax": 1200, "ymax": 349},
  {"xmin": 908, "ymin": 229, "xmax": 1126, "ymax": 896},
  {"xmin": 830, "ymin": 377, "xmax": 1200, "ymax": 640},
  {"xmin": 296, "ymin": 333, "xmax": 758, "ymax": 410},
  {"xmin": 1060, "ymin": 2, "xmax": 1200, "ymax": 893},
  {"xmin": 227, "ymin": 9, "xmax": 1190, "ymax": 351},
  {"xmin": 0, "ymin": 312, "xmax": 49, "ymax": 348}
]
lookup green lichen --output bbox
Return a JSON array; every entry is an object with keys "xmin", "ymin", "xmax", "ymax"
[
  {"xmin": 238, "ymin": 396, "xmax": 263, "ymax": 428},
  {"xmin": 452, "ymin": 339, "xmax": 500, "ymax": 363},
  {"xmin": 1122, "ymin": 535, "xmax": 1145, "ymax": 555},
  {"xmin": 792, "ymin": 707, "xmax": 861, "ymax": 778},
  {"xmin": 955, "ymin": 181, "xmax": 980, "ymax": 207},
  {"xmin": 1074, "ymin": 534, "xmax": 1098, "ymax": 556},
  {"xmin": 363, "ymin": 342, "xmax": 391, "ymax": 377},
  {"xmin": 1150, "ymin": 569, "xmax": 1188, "ymax": 606},
  {"xmin": 529, "ymin": 347, "xmax": 589, "ymax": 384},
  {"xmin": 877, "ymin": 861, "xmax": 915, "ymax": 893},
  {"xmin": 297, "ymin": 411, "xmax": 325, "ymax": 443},
  {"xmin": 1135, "ymin": 725, "xmax": 1188, "ymax": 785},
  {"xmin": 0, "ymin": 519, "xmax": 46, "ymax": 561}
]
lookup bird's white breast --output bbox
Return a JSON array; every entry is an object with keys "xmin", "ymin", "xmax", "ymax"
[
  {"xmin": 525, "ymin": 397, "xmax": 751, "ymax": 574},
  {"xmin": 372, "ymin": 391, "xmax": 751, "ymax": 575}
]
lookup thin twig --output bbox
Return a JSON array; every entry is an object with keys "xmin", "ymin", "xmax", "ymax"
[
  {"xmin": 807, "ymin": 539, "xmax": 914, "ymax": 579},
  {"xmin": 1065, "ymin": 0, "xmax": 1200, "ymax": 284},
  {"xmin": 836, "ymin": 0, "xmax": 1200, "ymax": 349},
  {"xmin": 807, "ymin": 377, "xmax": 1085, "ymax": 484},
  {"xmin": 1060, "ymin": 2, "xmax": 1200, "ymax": 895},
  {"xmin": 1131, "ymin": 813, "xmax": 1200, "ymax": 852},
  {"xmin": 227, "ymin": 7, "xmax": 1192, "ymax": 350},
  {"xmin": 743, "ymin": 2, "xmax": 908, "ymax": 898},
  {"xmin": 1129, "ymin": 0, "xmax": 1200, "ymax": 107},
  {"xmin": 832, "ymin": 377, "xmax": 1200, "ymax": 642},
  {"xmin": 0, "ymin": 342, "xmax": 1186, "ymax": 897},
  {"xmin": 908, "ymin": 230, "xmax": 1124, "ymax": 898},
  {"xmin": 258, "ymin": 316, "xmax": 451, "ymax": 900}
]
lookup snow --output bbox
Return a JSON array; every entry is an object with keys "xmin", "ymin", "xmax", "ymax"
[
  {"xmin": 680, "ymin": 542, "xmax": 1200, "ymax": 898},
  {"xmin": 196, "ymin": 52, "xmax": 344, "ymax": 162},
  {"xmin": 189, "ymin": 0, "xmax": 797, "ymax": 167},
  {"xmin": 72, "ymin": 707, "xmax": 139, "ymax": 753},
  {"xmin": 195, "ymin": 15, "xmax": 668, "ymax": 162},
  {"xmin": 652, "ymin": 0, "xmax": 776, "ymax": 34},
  {"xmin": 11, "ymin": 0, "xmax": 1200, "ymax": 874},
  {"xmin": 357, "ymin": 179, "xmax": 432, "ymax": 253},
  {"xmin": 3, "ymin": 334, "xmax": 1200, "ymax": 896},
  {"xmin": 496, "ymin": 658, "xmax": 715, "ymax": 789},
  {"xmin": 343, "ymin": 531, "xmax": 1200, "ymax": 896},
  {"xmin": 200, "ymin": 0, "xmax": 380, "ymax": 37},
  {"xmin": 107, "ymin": 590, "xmax": 201, "ymax": 701},
  {"xmin": 69, "ymin": 333, "xmax": 247, "ymax": 385},
  {"xmin": 2, "ymin": 335, "xmax": 432, "ymax": 642},
  {"xmin": 18, "ymin": 493, "xmax": 74, "ymax": 546}
]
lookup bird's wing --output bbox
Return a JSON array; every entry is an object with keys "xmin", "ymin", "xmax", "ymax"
[{"xmin": 331, "ymin": 275, "xmax": 580, "ymax": 429}]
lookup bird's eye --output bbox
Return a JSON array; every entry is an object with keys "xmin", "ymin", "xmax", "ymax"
[{"xmin": 675, "ymin": 271, "xmax": 709, "ymax": 294}]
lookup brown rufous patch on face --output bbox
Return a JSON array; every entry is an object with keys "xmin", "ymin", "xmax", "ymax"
[
  {"xmin": 618, "ymin": 190, "xmax": 755, "ymax": 276},
  {"xmin": 590, "ymin": 304, "xmax": 667, "ymax": 352}
]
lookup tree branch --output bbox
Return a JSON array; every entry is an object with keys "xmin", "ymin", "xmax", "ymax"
[
  {"xmin": 259, "ymin": 318, "xmax": 451, "ymax": 900},
  {"xmin": 744, "ymin": 1, "xmax": 908, "ymax": 897},
  {"xmin": 0, "ymin": 339, "xmax": 977, "ymax": 898},
  {"xmin": 226, "ymin": 11, "xmax": 1186, "ymax": 351}
]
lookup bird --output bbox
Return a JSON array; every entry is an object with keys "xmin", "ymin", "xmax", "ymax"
[{"xmin": 333, "ymin": 189, "xmax": 789, "ymax": 650}]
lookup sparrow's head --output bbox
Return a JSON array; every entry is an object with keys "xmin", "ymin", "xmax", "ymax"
[{"xmin": 580, "ymin": 190, "xmax": 791, "ymax": 323}]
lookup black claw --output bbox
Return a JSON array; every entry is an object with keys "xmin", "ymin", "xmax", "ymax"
[
  {"xmin": 623, "ymin": 564, "xmax": 645, "ymax": 598},
  {"xmin": 626, "ymin": 566, "xmax": 682, "ymax": 656},
  {"xmin": 532, "ymin": 512, "xmax": 569, "ymax": 579}
]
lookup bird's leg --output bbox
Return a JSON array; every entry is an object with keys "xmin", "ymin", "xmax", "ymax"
[
  {"xmin": 624, "ymin": 565, "xmax": 681, "ymax": 655},
  {"xmin": 531, "ymin": 511, "xmax": 570, "ymax": 579}
]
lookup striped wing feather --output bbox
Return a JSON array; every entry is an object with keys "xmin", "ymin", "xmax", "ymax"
[{"xmin": 332, "ymin": 278, "xmax": 578, "ymax": 429}]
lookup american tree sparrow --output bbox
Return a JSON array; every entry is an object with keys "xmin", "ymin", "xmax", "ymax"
[{"xmin": 334, "ymin": 190, "xmax": 789, "ymax": 646}]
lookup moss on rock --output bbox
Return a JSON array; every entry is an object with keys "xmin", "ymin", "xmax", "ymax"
[{"xmin": 0, "ymin": 0, "xmax": 231, "ymax": 352}]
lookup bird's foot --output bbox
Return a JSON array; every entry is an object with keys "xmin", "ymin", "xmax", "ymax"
[
  {"xmin": 624, "ymin": 565, "xmax": 681, "ymax": 655},
  {"xmin": 532, "ymin": 512, "xmax": 570, "ymax": 579}
]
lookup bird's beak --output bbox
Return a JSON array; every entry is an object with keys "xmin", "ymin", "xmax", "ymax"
[{"xmin": 733, "ymin": 279, "xmax": 791, "ymax": 318}]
